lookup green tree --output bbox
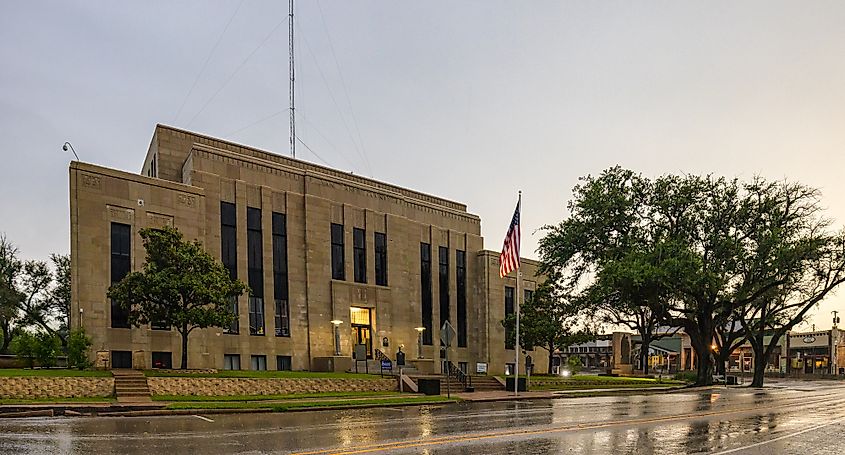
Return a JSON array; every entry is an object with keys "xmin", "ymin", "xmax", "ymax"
[
  {"xmin": 67, "ymin": 328, "xmax": 93, "ymax": 370},
  {"xmin": 107, "ymin": 226, "xmax": 247, "ymax": 369},
  {"xmin": 502, "ymin": 280, "xmax": 593, "ymax": 374},
  {"xmin": 10, "ymin": 331, "xmax": 36, "ymax": 368},
  {"xmin": 33, "ymin": 332, "xmax": 61, "ymax": 368},
  {"xmin": 0, "ymin": 235, "xmax": 23, "ymax": 353}
]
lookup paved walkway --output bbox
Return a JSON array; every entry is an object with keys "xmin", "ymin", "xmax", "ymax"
[{"xmin": 456, "ymin": 386, "xmax": 683, "ymax": 402}]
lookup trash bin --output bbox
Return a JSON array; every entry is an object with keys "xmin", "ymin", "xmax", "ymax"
[
  {"xmin": 418, "ymin": 378, "xmax": 441, "ymax": 395},
  {"xmin": 726, "ymin": 375, "xmax": 738, "ymax": 385},
  {"xmin": 506, "ymin": 377, "xmax": 527, "ymax": 392}
]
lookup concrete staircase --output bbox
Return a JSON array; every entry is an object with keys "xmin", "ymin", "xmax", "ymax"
[
  {"xmin": 469, "ymin": 376, "xmax": 505, "ymax": 392},
  {"xmin": 112, "ymin": 369, "xmax": 152, "ymax": 403}
]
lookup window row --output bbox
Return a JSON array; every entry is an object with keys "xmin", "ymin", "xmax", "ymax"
[
  {"xmin": 504, "ymin": 287, "xmax": 535, "ymax": 349},
  {"xmin": 330, "ymin": 223, "xmax": 388, "ymax": 286},
  {"xmin": 420, "ymin": 244, "xmax": 467, "ymax": 348},
  {"xmin": 223, "ymin": 354, "xmax": 292, "ymax": 371}
]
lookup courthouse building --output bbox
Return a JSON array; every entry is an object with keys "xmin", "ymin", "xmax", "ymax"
[{"xmin": 69, "ymin": 125, "xmax": 543, "ymax": 375}]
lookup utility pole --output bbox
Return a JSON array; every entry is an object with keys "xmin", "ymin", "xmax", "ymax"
[
  {"xmin": 288, "ymin": 0, "xmax": 296, "ymax": 158},
  {"xmin": 833, "ymin": 311, "xmax": 840, "ymax": 329}
]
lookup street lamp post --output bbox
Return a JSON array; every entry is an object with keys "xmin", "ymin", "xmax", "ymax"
[
  {"xmin": 415, "ymin": 327, "xmax": 426, "ymax": 359},
  {"xmin": 331, "ymin": 320, "xmax": 343, "ymax": 356},
  {"xmin": 62, "ymin": 142, "xmax": 79, "ymax": 161}
]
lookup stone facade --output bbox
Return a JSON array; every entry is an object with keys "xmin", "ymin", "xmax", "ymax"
[
  {"xmin": 147, "ymin": 377, "xmax": 397, "ymax": 396},
  {"xmin": 70, "ymin": 125, "xmax": 547, "ymax": 376},
  {"xmin": 0, "ymin": 377, "xmax": 114, "ymax": 399}
]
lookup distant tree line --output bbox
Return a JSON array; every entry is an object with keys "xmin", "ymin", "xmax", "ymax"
[{"xmin": 536, "ymin": 167, "xmax": 845, "ymax": 387}]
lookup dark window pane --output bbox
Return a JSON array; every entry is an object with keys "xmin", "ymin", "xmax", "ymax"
[
  {"xmin": 375, "ymin": 232, "xmax": 387, "ymax": 286},
  {"xmin": 272, "ymin": 212, "xmax": 289, "ymax": 337},
  {"xmin": 110, "ymin": 223, "xmax": 131, "ymax": 329},
  {"xmin": 224, "ymin": 296, "xmax": 239, "ymax": 334},
  {"xmin": 274, "ymin": 299, "xmax": 290, "ymax": 337},
  {"xmin": 276, "ymin": 355, "xmax": 292, "ymax": 371},
  {"xmin": 331, "ymin": 223, "xmax": 345, "ymax": 280},
  {"xmin": 505, "ymin": 286, "xmax": 515, "ymax": 349},
  {"xmin": 249, "ymin": 296, "xmax": 265, "ymax": 336},
  {"xmin": 151, "ymin": 352, "xmax": 172, "ymax": 369},
  {"xmin": 353, "ymin": 228, "xmax": 366, "ymax": 284},
  {"xmin": 223, "ymin": 354, "xmax": 241, "ymax": 370},
  {"xmin": 456, "ymin": 250, "xmax": 467, "ymax": 347},
  {"xmin": 247, "ymin": 207, "xmax": 263, "ymax": 299},
  {"xmin": 420, "ymin": 243, "xmax": 432, "ymax": 345},
  {"xmin": 439, "ymin": 246, "xmax": 449, "ymax": 330},
  {"xmin": 220, "ymin": 202, "xmax": 237, "ymax": 280}
]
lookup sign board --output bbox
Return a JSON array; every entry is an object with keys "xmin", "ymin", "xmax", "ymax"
[
  {"xmin": 476, "ymin": 362, "xmax": 488, "ymax": 374},
  {"xmin": 353, "ymin": 344, "xmax": 368, "ymax": 360},
  {"xmin": 440, "ymin": 320, "xmax": 456, "ymax": 348},
  {"xmin": 381, "ymin": 359, "xmax": 393, "ymax": 370},
  {"xmin": 789, "ymin": 332, "xmax": 829, "ymax": 348}
]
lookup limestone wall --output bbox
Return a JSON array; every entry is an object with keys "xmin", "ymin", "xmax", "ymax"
[
  {"xmin": 147, "ymin": 377, "xmax": 398, "ymax": 396},
  {"xmin": 0, "ymin": 377, "xmax": 114, "ymax": 399}
]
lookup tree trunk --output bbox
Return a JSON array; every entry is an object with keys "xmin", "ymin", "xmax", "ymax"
[
  {"xmin": 750, "ymin": 345, "xmax": 766, "ymax": 388},
  {"xmin": 0, "ymin": 322, "xmax": 10, "ymax": 354},
  {"xmin": 640, "ymin": 333, "xmax": 651, "ymax": 375},
  {"xmin": 180, "ymin": 329, "xmax": 189, "ymax": 370},
  {"xmin": 548, "ymin": 345, "xmax": 554, "ymax": 375}
]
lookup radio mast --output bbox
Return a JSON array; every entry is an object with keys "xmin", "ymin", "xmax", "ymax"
[{"xmin": 288, "ymin": 0, "xmax": 296, "ymax": 158}]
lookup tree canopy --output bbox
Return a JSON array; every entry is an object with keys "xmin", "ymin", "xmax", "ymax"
[
  {"xmin": 539, "ymin": 167, "xmax": 845, "ymax": 386},
  {"xmin": 107, "ymin": 226, "xmax": 247, "ymax": 369}
]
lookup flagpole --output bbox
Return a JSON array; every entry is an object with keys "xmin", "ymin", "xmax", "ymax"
[{"xmin": 514, "ymin": 190, "xmax": 521, "ymax": 396}]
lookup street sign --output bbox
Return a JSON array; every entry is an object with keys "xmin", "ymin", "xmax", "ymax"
[{"xmin": 440, "ymin": 320, "xmax": 456, "ymax": 348}]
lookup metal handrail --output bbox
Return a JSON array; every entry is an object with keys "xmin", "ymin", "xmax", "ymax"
[{"xmin": 446, "ymin": 361, "xmax": 472, "ymax": 390}]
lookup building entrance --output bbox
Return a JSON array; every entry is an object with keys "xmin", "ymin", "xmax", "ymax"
[{"xmin": 350, "ymin": 307, "xmax": 373, "ymax": 359}]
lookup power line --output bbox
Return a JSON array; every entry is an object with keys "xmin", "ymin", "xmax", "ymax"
[
  {"xmin": 224, "ymin": 108, "xmax": 288, "ymax": 138},
  {"xmin": 186, "ymin": 15, "xmax": 288, "ymax": 129},
  {"xmin": 315, "ymin": 0, "xmax": 372, "ymax": 174},
  {"xmin": 296, "ymin": 136, "xmax": 331, "ymax": 167},
  {"xmin": 296, "ymin": 110, "xmax": 360, "ymax": 172},
  {"xmin": 295, "ymin": 20, "xmax": 372, "ymax": 176},
  {"xmin": 173, "ymin": 0, "xmax": 245, "ymax": 123}
]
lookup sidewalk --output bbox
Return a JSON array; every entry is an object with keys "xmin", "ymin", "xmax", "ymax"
[{"xmin": 456, "ymin": 385, "xmax": 684, "ymax": 402}]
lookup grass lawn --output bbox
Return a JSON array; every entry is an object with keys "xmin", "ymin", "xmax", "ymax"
[
  {"xmin": 522, "ymin": 374, "xmax": 686, "ymax": 391},
  {"xmin": 154, "ymin": 391, "xmax": 402, "ymax": 402},
  {"xmin": 144, "ymin": 370, "xmax": 386, "ymax": 380},
  {"xmin": 0, "ymin": 369, "xmax": 112, "ymax": 378},
  {"xmin": 165, "ymin": 395, "xmax": 454, "ymax": 411},
  {"xmin": 0, "ymin": 396, "xmax": 115, "ymax": 405}
]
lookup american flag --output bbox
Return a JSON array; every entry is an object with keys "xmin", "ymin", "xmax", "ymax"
[{"xmin": 499, "ymin": 198, "xmax": 521, "ymax": 278}]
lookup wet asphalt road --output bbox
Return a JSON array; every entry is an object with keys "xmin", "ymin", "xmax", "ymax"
[{"xmin": 2, "ymin": 380, "xmax": 845, "ymax": 454}]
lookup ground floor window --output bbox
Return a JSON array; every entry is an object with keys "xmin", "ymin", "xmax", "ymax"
[
  {"xmin": 504, "ymin": 363, "xmax": 515, "ymax": 376},
  {"xmin": 152, "ymin": 351, "xmax": 172, "ymax": 369},
  {"xmin": 224, "ymin": 354, "xmax": 241, "ymax": 370},
  {"xmin": 251, "ymin": 355, "xmax": 267, "ymax": 371},
  {"xmin": 458, "ymin": 362, "xmax": 468, "ymax": 373},
  {"xmin": 111, "ymin": 350, "xmax": 132, "ymax": 369},
  {"xmin": 277, "ymin": 355, "xmax": 292, "ymax": 371}
]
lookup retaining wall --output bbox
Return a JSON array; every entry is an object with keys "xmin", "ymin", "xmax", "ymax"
[
  {"xmin": 147, "ymin": 377, "xmax": 398, "ymax": 396},
  {"xmin": 0, "ymin": 377, "xmax": 114, "ymax": 399}
]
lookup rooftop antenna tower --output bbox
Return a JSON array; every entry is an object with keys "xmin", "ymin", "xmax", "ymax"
[{"xmin": 288, "ymin": 0, "xmax": 296, "ymax": 158}]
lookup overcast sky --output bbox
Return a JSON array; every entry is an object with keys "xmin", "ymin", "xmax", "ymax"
[{"xmin": 3, "ymin": 1, "xmax": 845, "ymax": 330}]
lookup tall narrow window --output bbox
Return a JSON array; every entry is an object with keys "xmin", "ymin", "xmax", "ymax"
[
  {"xmin": 353, "ymin": 228, "xmax": 367, "ymax": 284},
  {"xmin": 221, "ymin": 202, "xmax": 239, "ymax": 334},
  {"xmin": 374, "ymin": 232, "xmax": 387, "ymax": 286},
  {"xmin": 525, "ymin": 289, "xmax": 534, "ymax": 305},
  {"xmin": 439, "ymin": 246, "xmax": 450, "ymax": 330},
  {"xmin": 247, "ymin": 207, "xmax": 265, "ymax": 336},
  {"xmin": 331, "ymin": 223, "xmax": 345, "ymax": 280},
  {"xmin": 110, "ymin": 223, "xmax": 131, "ymax": 328},
  {"xmin": 505, "ymin": 286, "xmax": 515, "ymax": 349},
  {"xmin": 272, "ymin": 212, "xmax": 290, "ymax": 337},
  {"xmin": 456, "ymin": 250, "xmax": 467, "ymax": 347},
  {"xmin": 420, "ymin": 243, "xmax": 433, "ymax": 345}
]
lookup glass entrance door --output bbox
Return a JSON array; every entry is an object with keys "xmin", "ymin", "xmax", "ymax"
[
  {"xmin": 353, "ymin": 325, "xmax": 372, "ymax": 359},
  {"xmin": 350, "ymin": 307, "xmax": 373, "ymax": 359}
]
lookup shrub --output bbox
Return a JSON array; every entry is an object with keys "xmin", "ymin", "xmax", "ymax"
[
  {"xmin": 11, "ymin": 332, "xmax": 37, "ymax": 368},
  {"xmin": 567, "ymin": 356, "xmax": 583, "ymax": 373},
  {"xmin": 673, "ymin": 371, "xmax": 697, "ymax": 383},
  {"xmin": 34, "ymin": 332, "xmax": 61, "ymax": 368},
  {"xmin": 67, "ymin": 328, "xmax": 93, "ymax": 370}
]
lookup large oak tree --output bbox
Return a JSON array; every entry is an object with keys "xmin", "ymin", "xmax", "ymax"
[{"xmin": 107, "ymin": 227, "xmax": 247, "ymax": 369}]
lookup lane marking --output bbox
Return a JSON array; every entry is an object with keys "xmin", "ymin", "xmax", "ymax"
[
  {"xmin": 291, "ymin": 395, "xmax": 845, "ymax": 455},
  {"xmin": 192, "ymin": 415, "xmax": 214, "ymax": 423},
  {"xmin": 711, "ymin": 415, "xmax": 845, "ymax": 454}
]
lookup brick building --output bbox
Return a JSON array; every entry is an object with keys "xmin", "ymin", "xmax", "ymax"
[{"xmin": 69, "ymin": 125, "xmax": 543, "ymax": 375}]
